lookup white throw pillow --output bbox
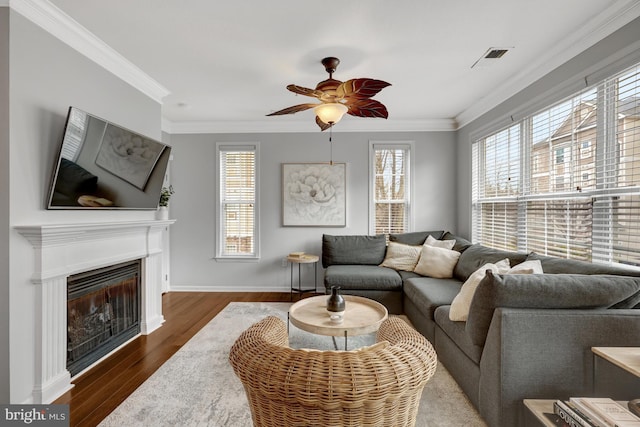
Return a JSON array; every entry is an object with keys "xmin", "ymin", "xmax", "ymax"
[
  {"xmin": 414, "ymin": 245, "xmax": 461, "ymax": 278},
  {"xmin": 449, "ymin": 258, "xmax": 511, "ymax": 322},
  {"xmin": 507, "ymin": 259, "xmax": 543, "ymax": 274},
  {"xmin": 379, "ymin": 241, "xmax": 422, "ymax": 271},
  {"xmin": 425, "ymin": 234, "xmax": 456, "ymax": 250}
]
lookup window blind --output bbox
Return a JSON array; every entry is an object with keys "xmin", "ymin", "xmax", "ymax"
[
  {"xmin": 472, "ymin": 61, "xmax": 640, "ymax": 269},
  {"xmin": 372, "ymin": 144, "xmax": 410, "ymax": 235},
  {"xmin": 61, "ymin": 108, "xmax": 88, "ymax": 161},
  {"xmin": 472, "ymin": 124, "xmax": 520, "ymax": 251},
  {"xmin": 218, "ymin": 145, "xmax": 257, "ymax": 257}
]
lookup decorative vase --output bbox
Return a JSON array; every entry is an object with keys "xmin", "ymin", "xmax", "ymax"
[
  {"xmin": 326, "ymin": 286, "xmax": 346, "ymax": 324},
  {"xmin": 156, "ymin": 206, "xmax": 169, "ymax": 220}
]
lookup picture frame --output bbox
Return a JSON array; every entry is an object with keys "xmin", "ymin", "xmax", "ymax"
[
  {"xmin": 282, "ymin": 163, "xmax": 346, "ymax": 227},
  {"xmin": 95, "ymin": 123, "xmax": 166, "ymax": 190}
]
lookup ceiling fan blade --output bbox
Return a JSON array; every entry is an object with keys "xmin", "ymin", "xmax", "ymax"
[
  {"xmin": 315, "ymin": 116, "xmax": 332, "ymax": 131},
  {"xmin": 266, "ymin": 103, "xmax": 318, "ymax": 116},
  {"xmin": 287, "ymin": 84, "xmax": 326, "ymax": 99},
  {"xmin": 346, "ymin": 99, "xmax": 389, "ymax": 119},
  {"xmin": 337, "ymin": 78, "xmax": 391, "ymax": 100}
]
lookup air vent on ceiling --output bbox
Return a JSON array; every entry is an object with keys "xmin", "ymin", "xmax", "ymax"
[{"xmin": 471, "ymin": 47, "xmax": 512, "ymax": 68}]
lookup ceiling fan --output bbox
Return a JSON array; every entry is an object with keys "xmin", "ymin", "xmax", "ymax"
[{"xmin": 267, "ymin": 57, "xmax": 391, "ymax": 131}]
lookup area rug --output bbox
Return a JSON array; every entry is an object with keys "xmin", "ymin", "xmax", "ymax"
[{"xmin": 99, "ymin": 302, "xmax": 487, "ymax": 426}]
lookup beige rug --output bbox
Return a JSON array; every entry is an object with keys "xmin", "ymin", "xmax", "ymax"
[{"xmin": 99, "ymin": 302, "xmax": 487, "ymax": 426}]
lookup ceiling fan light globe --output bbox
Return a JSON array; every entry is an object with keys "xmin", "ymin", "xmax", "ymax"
[{"xmin": 315, "ymin": 103, "xmax": 348, "ymax": 124}]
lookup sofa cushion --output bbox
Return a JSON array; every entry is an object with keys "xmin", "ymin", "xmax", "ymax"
[
  {"xmin": 389, "ymin": 230, "xmax": 444, "ymax": 246},
  {"xmin": 403, "ymin": 276, "xmax": 463, "ymax": 321},
  {"xmin": 379, "ymin": 241, "xmax": 422, "ymax": 271},
  {"xmin": 527, "ymin": 252, "xmax": 640, "ymax": 276},
  {"xmin": 434, "ymin": 306, "xmax": 484, "ymax": 364},
  {"xmin": 441, "ymin": 232, "xmax": 473, "ymax": 253},
  {"xmin": 322, "ymin": 234, "xmax": 387, "ymax": 268},
  {"xmin": 398, "ymin": 270, "xmax": 422, "ymax": 281},
  {"xmin": 466, "ymin": 271, "xmax": 640, "ymax": 346},
  {"xmin": 414, "ymin": 245, "xmax": 461, "ymax": 278},
  {"xmin": 449, "ymin": 259, "xmax": 511, "ymax": 321},
  {"xmin": 324, "ymin": 265, "xmax": 403, "ymax": 291},
  {"xmin": 453, "ymin": 244, "xmax": 528, "ymax": 282},
  {"xmin": 425, "ymin": 234, "xmax": 456, "ymax": 250}
]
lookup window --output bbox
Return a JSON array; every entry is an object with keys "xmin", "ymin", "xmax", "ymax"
[
  {"xmin": 370, "ymin": 142, "xmax": 413, "ymax": 235},
  {"xmin": 580, "ymin": 140, "xmax": 592, "ymax": 159},
  {"xmin": 216, "ymin": 143, "xmax": 259, "ymax": 259},
  {"xmin": 472, "ymin": 124, "xmax": 520, "ymax": 251},
  {"xmin": 472, "ymin": 62, "xmax": 640, "ymax": 268}
]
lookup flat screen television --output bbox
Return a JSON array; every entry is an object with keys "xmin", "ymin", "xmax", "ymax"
[{"xmin": 47, "ymin": 107, "xmax": 171, "ymax": 210}]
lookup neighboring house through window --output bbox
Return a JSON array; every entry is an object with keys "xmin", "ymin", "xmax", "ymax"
[
  {"xmin": 216, "ymin": 143, "xmax": 259, "ymax": 259},
  {"xmin": 369, "ymin": 142, "xmax": 413, "ymax": 235}
]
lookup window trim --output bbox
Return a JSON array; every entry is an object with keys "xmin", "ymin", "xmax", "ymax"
[
  {"xmin": 368, "ymin": 141, "xmax": 414, "ymax": 235},
  {"xmin": 215, "ymin": 142, "xmax": 260, "ymax": 261}
]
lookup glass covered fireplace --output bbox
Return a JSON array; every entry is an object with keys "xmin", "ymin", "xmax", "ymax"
[{"xmin": 67, "ymin": 260, "xmax": 141, "ymax": 376}]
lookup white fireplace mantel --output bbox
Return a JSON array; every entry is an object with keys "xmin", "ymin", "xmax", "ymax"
[{"xmin": 16, "ymin": 219, "xmax": 175, "ymax": 404}]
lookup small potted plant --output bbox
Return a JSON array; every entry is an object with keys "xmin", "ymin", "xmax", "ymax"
[{"xmin": 157, "ymin": 185, "xmax": 174, "ymax": 219}]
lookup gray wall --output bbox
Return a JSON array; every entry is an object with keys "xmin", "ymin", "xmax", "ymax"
[
  {"xmin": 455, "ymin": 16, "xmax": 640, "ymax": 239},
  {"xmin": 8, "ymin": 10, "xmax": 161, "ymax": 403},
  {"xmin": 169, "ymin": 130, "xmax": 457, "ymax": 290},
  {"xmin": 0, "ymin": 7, "xmax": 10, "ymax": 404}
]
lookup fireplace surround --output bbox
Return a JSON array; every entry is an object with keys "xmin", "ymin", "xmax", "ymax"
[{"xmin": 16, "ymin": 219, "xmax": 174, "ymax": 404}]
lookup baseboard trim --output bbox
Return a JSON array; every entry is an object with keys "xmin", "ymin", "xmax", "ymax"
[{"xmin": 168, "ymin": 284, "xmax": 292, "ymax": 293}]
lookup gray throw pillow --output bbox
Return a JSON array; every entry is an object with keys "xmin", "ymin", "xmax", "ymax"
[
  {"xmin": 441, "ymin": 232, "xmax": 473, "ymax": 253},
  {"xmin": 453, "ymin": 245, "xmax": 528, "ymax": 282},
  {"xmin": 389, "ymin": 230, "xmax": 444, "ymax": 246},
  {"xmin": 322, "ymin": 234, "xmax": 387, "ymax": 268},
  {"xmin": 465, "ymin": 271, "xmax": 640, "ymax": 346}
]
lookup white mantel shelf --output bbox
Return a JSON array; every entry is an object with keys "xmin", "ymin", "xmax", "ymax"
[
  {"xmin": 16, "ymin": 219, "xmax": 175, "ymax": 404},
  {"xmin": 16, "ymin": 219, "xmax": 175, "ymax": 247}
]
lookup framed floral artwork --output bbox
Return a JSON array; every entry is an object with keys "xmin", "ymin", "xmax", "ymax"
[{"xmin": 282, "ymin": 163, "xmax": 346, "ymax": 227}]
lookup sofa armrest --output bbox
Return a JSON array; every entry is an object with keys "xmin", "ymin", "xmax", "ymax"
[{"xmin": 478, "ymin": 307, "xmax": 640, "ymax": 427}]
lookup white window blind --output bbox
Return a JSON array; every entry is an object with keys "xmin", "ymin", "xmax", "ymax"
[
  {"xmin": 217, "ymin": 144, "xmax": 259, "ymax": 259},
  {"xmin": 594, "ymin": 64, "xmax": 640, "ymax": 266},
  {"xmin": 61, "ymin": 108, "xmax": 88, "ymax": 161},
  {"xmin": 472, "ymin": 124, "xmax": 520, "ymax": 251},
  {"xmin": 472, "ymin": 62, "xmax": 640, "ymax": 268},
  {"xmin": 370, "ymin": 143, "xmax": 412, "ymax": 235}
]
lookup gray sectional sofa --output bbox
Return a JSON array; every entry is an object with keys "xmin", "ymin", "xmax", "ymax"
[{"xmin": 322, "ymin": 231, "xmax": 640, "ymax": 427}]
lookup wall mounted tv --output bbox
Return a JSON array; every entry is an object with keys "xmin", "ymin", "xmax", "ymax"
[{"xmin": 47, "ymin": 107, "xmax": 171, "ymax": 210}]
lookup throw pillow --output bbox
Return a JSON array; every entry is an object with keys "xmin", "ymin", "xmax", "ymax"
[
  {"xmin": 379, "ymin": 242, "xmax": 422, "ymax": 271},
  {"xmin": 449, "ymin": 258, "xmax": 510, "ymax": 321},
  {"xmin": 414, "ymin": 245, "xmax": 461, "ymax": 278},
  {"xmin": 425, "ymin": 234, "xmax": 456, "ymax": 250},
  {"xmin": 507, "ymin": 259, "xmax": 543, "ymax": 274}
]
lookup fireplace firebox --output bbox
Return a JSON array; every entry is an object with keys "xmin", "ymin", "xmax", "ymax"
[{"xmin": 67, "ymin": 260, "xmax": 141, "ymax": 376}]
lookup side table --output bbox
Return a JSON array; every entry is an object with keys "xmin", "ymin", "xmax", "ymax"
[
  {"xmin": 592, "ymin": 347, "xmax": 640, "ymax": 400},
  {"xmin": 288, "ymin": 254, "xmax": 319, "ymax": 301},
  {"xmin": 523, "ymin": 400, "xmax": 558, "ymax": 427}
]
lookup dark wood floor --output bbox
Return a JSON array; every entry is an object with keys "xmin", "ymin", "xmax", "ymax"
[{"xmin": 54, "ymin": 291, "xmax": 297, "ymax": 427}]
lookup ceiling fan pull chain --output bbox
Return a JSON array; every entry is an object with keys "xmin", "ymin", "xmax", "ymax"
[{"xmin": 329, "ymin": 124, "xmax": 334, "ymax": 165}]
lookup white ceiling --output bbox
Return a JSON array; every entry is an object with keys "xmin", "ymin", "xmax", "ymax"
[{"xmin": 38, "ymin": 1, "xmax": 640, "ymax": 132}]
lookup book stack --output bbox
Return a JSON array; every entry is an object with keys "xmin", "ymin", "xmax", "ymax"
[
  {"xmin": 554, "ymin": 398, "xmax": 640, "ymax": 427},
  {"xmin": 288, "ymin": 252, "xmax": 305, "ymax": 258}
]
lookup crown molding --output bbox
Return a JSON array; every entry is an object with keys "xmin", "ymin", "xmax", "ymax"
[
  {"xmin": 8, "ymin": 0, "xmax": 170, "ymax": 103},
  {"xmin": 455, "ymin": 0, "xmax": 640, "ymax": 129},
  {"xmin": 161, "ymin": 117, "xmax": 457, "ymax": 134}
]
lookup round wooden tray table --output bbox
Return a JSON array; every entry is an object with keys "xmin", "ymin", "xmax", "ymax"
[{"xmin": 288, "ymin": 295, "xmax": 388, "ymax": 350}]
